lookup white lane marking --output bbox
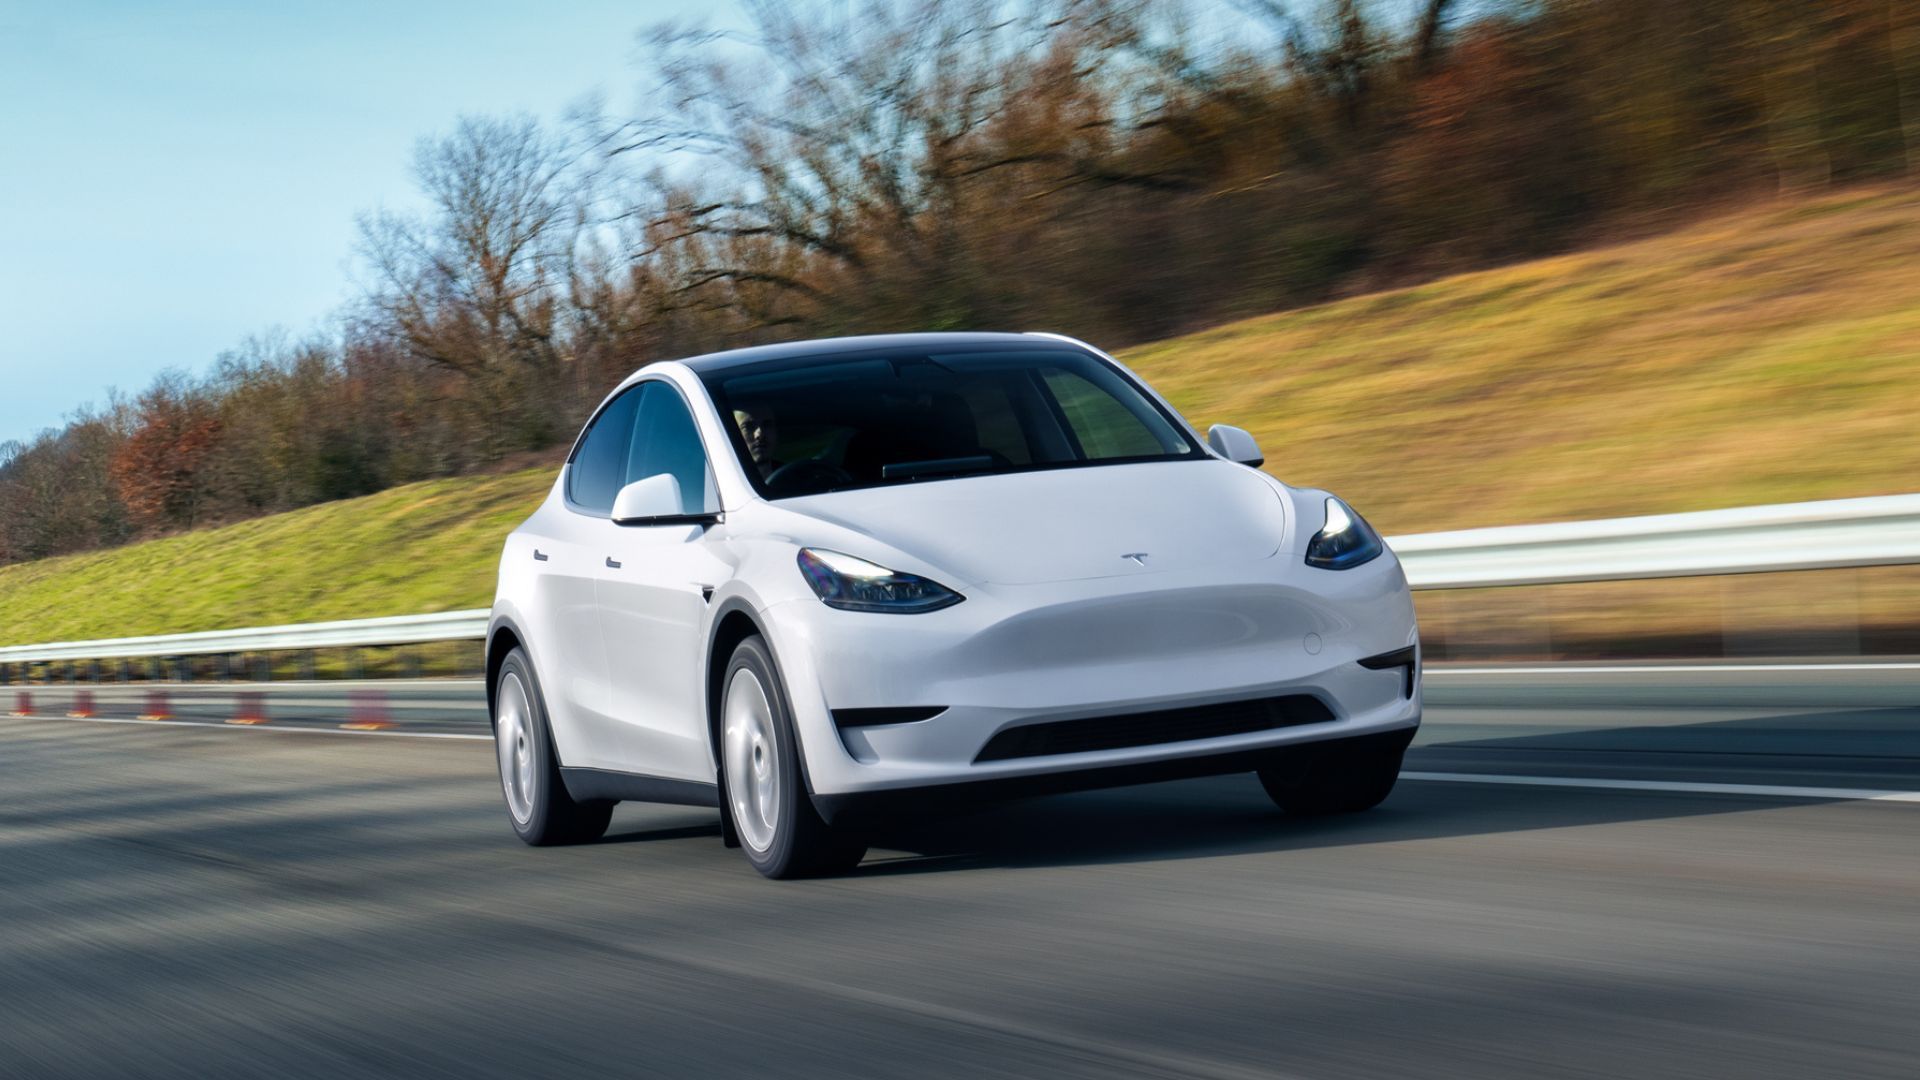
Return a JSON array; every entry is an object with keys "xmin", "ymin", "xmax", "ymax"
[
  {"xmin": 1429, "ymin": 663, "xmax": 1920, "ymax": 674},
  {"xmin": 14, "ymin": 713, "xmax": 490, "ymax": 740},
  {"xmin": 1403, "ymin": 771, "xmax": 1920, "ymax": 803}
]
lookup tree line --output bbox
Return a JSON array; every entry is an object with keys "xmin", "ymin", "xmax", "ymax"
[{"xmin": 6, "ymin": 0, "xmax": 1918, "ymax": 565}]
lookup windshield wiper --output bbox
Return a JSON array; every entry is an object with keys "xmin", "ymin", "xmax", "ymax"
[{"xmin": 880, "ymin": 455, "xmax": 997, "ymax": 481}]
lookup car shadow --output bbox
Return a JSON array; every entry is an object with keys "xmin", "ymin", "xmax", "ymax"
[
  {"xmin": 843, "ymin": 707, "xmax": 1920, "ymax": 877},
  {"xmin": 591, "ymin": 822, "xmax": 723, "ymax": 845}
]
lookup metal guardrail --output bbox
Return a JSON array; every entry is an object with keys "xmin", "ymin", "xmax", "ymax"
[
  {"xmin": 2, "ymin": 493, "xmax": 1917, "ymax": 666},
  {"xmin": 0, "ymin": 610, "xmax": 489, "ymax": 665},
  {"xmin": 1392, "ymin": 492, "xmax": 1920, "ymax": 589}
]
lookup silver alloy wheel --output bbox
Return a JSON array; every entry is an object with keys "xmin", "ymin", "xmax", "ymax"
[
  {"xmin": 723, "ymin": 667, "xmax": 780, "ymax": 854},
  {"xmin": 495, "ymin": 672, "xmax": 536, "ymax": 825}
]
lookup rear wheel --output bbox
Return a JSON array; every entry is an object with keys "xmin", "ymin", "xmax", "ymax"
[
  {"xmin": 1258, "ymin": 733, "xmax": 1408, "ymax": 816},
  {"xmin": 494, "ymin": 648, "xmax": 613, "ymax": 845},
  {"xmin": 721, "ymin": 635, "xmax": 866, "ymax": 878}
]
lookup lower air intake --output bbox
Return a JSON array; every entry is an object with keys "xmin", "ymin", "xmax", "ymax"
[{"xmin": 974, "ymin": 694, "xmax": 1335, "ymax": 763}]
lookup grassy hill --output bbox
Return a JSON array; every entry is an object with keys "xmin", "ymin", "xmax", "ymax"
[
  {"xmin": 0, "ymin": 470, "xmax": 554, "ymax": 643},
  {"xmin": 1131, "ymin": 185, "xmax": 1920, "ymax": 535},
  {"xmin": 5, "ymin": 184, "xmax": 1920, "ymax": 644}
]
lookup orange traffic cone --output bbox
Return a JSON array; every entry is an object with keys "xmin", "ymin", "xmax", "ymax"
[
  {"xmin": 342, "ymin": 689, "xmax": 394, "ymax": 731},
  {"xmin": 9, "ymin": 691, "xmax": 30, "ymax": 717},
  {"xmin": 68, "ymin": 689, "xmax": 95, "ymax": 718},
  {"xmin": 139, "ymin": 689, "xmax": 172, "ymax": 721},
  {"xmin": 229, "ymin": 691, "xmax": 269, "ymax": 725}
]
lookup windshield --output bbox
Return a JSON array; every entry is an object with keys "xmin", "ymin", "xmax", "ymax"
[{"xmin": 700, "ymin": 345, "xmax": 1203, "ymax": 499}]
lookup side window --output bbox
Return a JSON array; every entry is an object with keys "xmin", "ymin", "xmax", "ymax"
[
  {"xmin": 567, "ymin": 386, "xmax": 642, "ymax": 514},
  {"xmin": 625, "ymin": 383, "xmax": 717, "ymax": 514},
  {"xmin": 1039, "ymin": 368, "xmax": 1171, "ymax": 459}
]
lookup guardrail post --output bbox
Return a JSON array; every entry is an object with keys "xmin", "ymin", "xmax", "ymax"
[
  {"xmin": 299, "ymin": 650, "xmax": 316, "ymax": 681},
  {"xmin": 345, "ymin": 648, "xmax": 362, "ymax": 680},
  {"xmin": 117, "ymin": 660, "xmax": 130, "ymax": 683},
  {"xmin": 1839, "ymin": 568, "xmax": 1863, "ymax": 658}
]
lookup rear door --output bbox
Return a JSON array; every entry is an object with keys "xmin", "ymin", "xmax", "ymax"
[{"xmin": 594, "ymin": 380, "xmax": 731, "ymax": 782}]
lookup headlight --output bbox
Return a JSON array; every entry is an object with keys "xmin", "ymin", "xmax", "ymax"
[
  {"xmin": 796, "ymin": 549, "xmax": 964, "ymax": 613},
  {"xmin": 1305, "ymin": 497, "xmax": 1384, "ymax": 570}
]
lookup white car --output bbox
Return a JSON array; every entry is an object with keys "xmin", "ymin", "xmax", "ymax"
[{"xmin": 486, "ymin": 332, "xmax": 1420, "ymax": 877}]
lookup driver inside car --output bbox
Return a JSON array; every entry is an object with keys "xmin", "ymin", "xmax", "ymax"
[{"xmin": 732, "ymin": 403, "xmax": 781, "ymax": 481}]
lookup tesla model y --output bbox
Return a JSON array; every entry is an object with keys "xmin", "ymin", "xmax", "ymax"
[{"xmin": 486, "ymin": 332, "xmax": 1419, "ymax": 877}]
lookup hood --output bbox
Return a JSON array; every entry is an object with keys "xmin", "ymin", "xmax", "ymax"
[{"xmin": 775, "ymin": 460, "xmax": 1288, "ymax": 586}]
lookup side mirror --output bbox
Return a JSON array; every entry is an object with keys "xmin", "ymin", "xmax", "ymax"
[
  {"xmin": 612, "ymin": 473, "xmax": 721, "ymax": 529},
  {"xmin": 612, "ymin": 474, "xmax": 682, "ymax": 523},
  {"xmin": 1206, "ymin": 424, "xmax": 1264, "ymax": 467}
]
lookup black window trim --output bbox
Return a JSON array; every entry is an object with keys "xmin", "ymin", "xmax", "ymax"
[{"xmin": 561, "ymin": 375, "xmax": 721, "ymax": 520}]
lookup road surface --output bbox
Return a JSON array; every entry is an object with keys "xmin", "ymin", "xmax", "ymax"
[{"xmin": 1, "ymin": 667, "xmax": 1916, "ymax": 1078}]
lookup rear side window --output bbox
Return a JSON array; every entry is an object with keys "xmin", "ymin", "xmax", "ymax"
[{"xmin": 567, "ymin": 386, "xmax": 642, "ymax": 514}]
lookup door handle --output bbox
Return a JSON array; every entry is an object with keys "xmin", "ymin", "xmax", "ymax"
[
  {"xmin": 533, "ymin": 549, "xmax": 548, "ymax": 562},
  {"xmin": 605, "ymin": 557, "xmax": 622, "ymax": 569}
]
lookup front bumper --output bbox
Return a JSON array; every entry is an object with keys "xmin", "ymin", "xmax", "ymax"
[
  {"xmin": 762, "ymin": 550, "xmax": 1421, "ymax": 799},
  {"xmin": 812, "ymin": 726, "xmax": 1418, "ymax": 825}
]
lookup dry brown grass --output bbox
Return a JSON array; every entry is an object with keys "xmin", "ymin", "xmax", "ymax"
[{"xmin": 1123, "ymin": 184, "xmax": 1920, "ymax": 536}]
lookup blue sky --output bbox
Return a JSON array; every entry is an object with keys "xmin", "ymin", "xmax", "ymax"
[{"xmin": 0, "ymin": 0, "xmax": 717, "ymax": 444}]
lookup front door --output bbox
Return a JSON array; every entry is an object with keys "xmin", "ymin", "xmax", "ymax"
[
  {"xmin": 538, "ymin": 383, "xmax": 647, "ymax": 769},
  {"xmin": 593, "ymin": 380, "xmax": 731, "ymax": 783}
]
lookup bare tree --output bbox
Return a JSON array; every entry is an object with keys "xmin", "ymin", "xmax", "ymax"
[
  {"xmin": 1893, "ymin": 0, "xmax": 1920, "ymax": 173},
  {"xmin": 1412, "ymin": 0, "xmax": 1456, "ymax": 73},
  {"xmin": 615, "ymin": 0, "xmax": 1194, "ymax": 334},
  {"xmin": 358, "ymin": 115, "xmax": 581, "ymax": 453},
  {"xmin": 1734, "ymin": 0, "xmax": 1836, "ymax": 193}
]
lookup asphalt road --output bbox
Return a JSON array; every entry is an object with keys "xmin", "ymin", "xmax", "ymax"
[{"xmin": 2, "ymin": 668, "xmax": 1917, "ymax": 1078}]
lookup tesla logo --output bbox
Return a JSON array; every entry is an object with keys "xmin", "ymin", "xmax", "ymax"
[{"xmin": 1121, "ymin": 552, "xmax": 1150, "ymax": 566}]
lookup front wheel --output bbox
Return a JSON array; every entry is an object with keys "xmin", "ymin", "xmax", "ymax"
[
  {"xmin": 721, "ymin": 635, "xmax": 866, "ymax": 878},
  {"xmin": 493, "ymin": 648, "xmax": 613, "ymax": 845},
  {"xmin": 1258, "ymin": 733, "xmax": 1408, "ymax": 816}
]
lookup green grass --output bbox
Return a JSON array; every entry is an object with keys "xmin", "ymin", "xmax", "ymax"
[
  {"xmin": 7, "ymin": 183, "xmax": 1920, "ymax": 644},
  {"xmin": 0, "ymin": 470, "xmax": 554, "ymax": 643}
]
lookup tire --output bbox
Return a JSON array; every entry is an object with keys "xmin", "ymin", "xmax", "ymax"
[
  {"xmin": 1258, "ymin": 733, "xmax": 1407, "ymax": 816},
  {"xmin": 720, "ymin": 635, "xmax": 866, "ymax": 879},
  {"xmin": 493, "ymin": 647, "xmax": 613, "ymax": 845}
]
